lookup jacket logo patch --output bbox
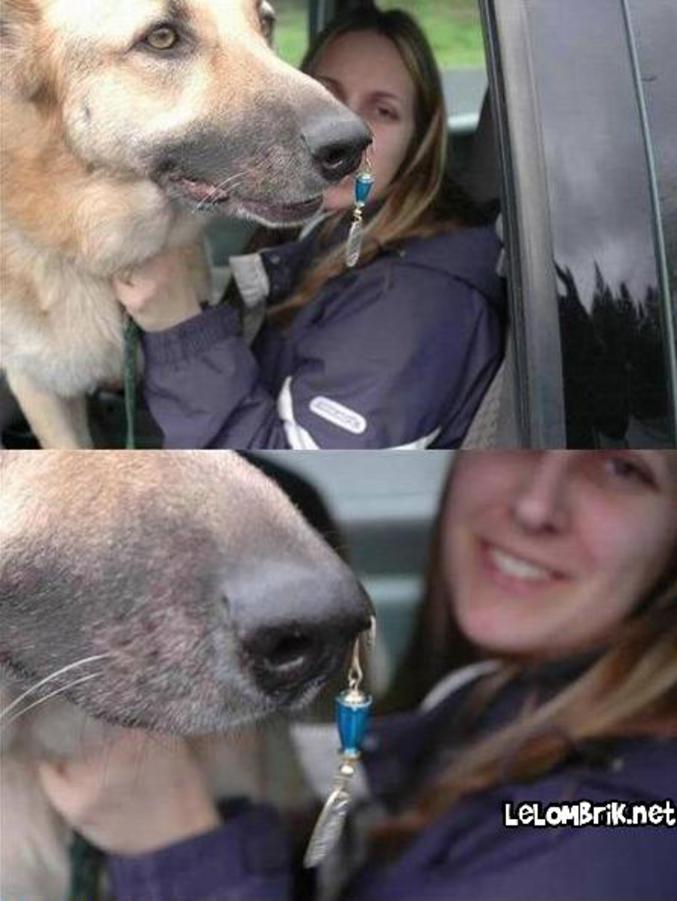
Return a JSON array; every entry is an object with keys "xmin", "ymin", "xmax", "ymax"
[{"xmin": 309, "ymin": 396, "xmax": 367, "ymax": 435}]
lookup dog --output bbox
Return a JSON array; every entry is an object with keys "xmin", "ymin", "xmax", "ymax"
[
  {"xmin": 0, "ymin": 450, "xmax": 372, "ymax": 899},
  {"xmin": 0, "ymin": 0, "xmax": 370, "ymax": 448}
]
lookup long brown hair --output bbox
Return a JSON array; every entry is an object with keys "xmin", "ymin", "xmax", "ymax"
[
  {"xmin": 266, "ymin": 6, "xmax": 481, "ymax": 325},
  {"xmin": 380, "ymin": 453, "xmax": 677, "ymax": 841}
]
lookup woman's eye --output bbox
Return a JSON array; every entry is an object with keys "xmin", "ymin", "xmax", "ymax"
[
  {"xmin": 145, "ymin": 26, "xmax": 180, "ymax": 51},
  {"xmin": 375, "ymin": 106, "xmax": 397, "ymax": 120},
  {"xmin": 605, "ymin": 456, "xmax": 656, "ymax": 488}
]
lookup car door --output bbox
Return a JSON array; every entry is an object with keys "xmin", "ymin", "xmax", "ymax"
[{"xmin": 482, "ymin": 0, "xmax": 676, "ymax": 448}]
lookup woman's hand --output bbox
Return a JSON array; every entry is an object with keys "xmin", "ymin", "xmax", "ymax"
[
  {"xmin": 114, "ymin": 249, "xmax": 203, "ymax": 332},
  {"xmin": 38, "ymin": 729, "xmax": 220, "ymax": 855}
]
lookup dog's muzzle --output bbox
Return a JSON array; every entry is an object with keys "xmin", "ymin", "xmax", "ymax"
[
  {"xmin": 150, "ymin": 101, "xmax": 371, "ymax": 224},
  {"xmin": 225, "ymin": 559, "xmax": 373, "ymax": 702},
  {"xmin": 300, "ymin": 104, "xmax": 372, "ymax": 184}
]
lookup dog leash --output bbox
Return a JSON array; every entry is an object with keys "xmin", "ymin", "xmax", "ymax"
[
  {"xmin": 123, "ymin": 313, "xmax": 140, "ymax": 450},
  {"xmin": 68, "ymin": 832, "xmax": 104, "ymax": 901}
]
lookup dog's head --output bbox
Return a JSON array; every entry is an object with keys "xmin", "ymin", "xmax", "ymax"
[
  {"xmin": 0, "ymin": 0, "xmax": 371, "ymax": 226},
  {"xmin": 0, "ymin": 451, "xmax": 372, "ymax": 736}
]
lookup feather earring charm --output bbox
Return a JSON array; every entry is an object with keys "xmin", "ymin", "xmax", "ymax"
[
  {"xmin": 345, "ymin": 171, "xmax": 375, "ymax": 268},
  {"xmin": 304, "ymin": 619, "xmax": 375, "ymax": 868}
]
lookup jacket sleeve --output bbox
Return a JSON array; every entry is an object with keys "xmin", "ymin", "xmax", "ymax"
[
  {"xmin": 141, "ymin": 304, "xmax": 293, "ymax": 448},
  {"xmin": 107, "ymin": 802, "xmax": 292, "ymax": 901},
  {"xmin": 272, "ymin": 262, "xmax": 502, "ymax": 449},
  {"xmin": 141, "ymin": 260, "xmax": 501, "ymax": 449}
]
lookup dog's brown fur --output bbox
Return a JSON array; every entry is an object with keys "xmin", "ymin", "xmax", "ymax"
[{"xmin": 0, "ymin": 0, "xmax": 367, "ymax": 447}]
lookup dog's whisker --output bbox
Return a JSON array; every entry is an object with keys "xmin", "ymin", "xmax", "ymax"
[
  {"xmin": 195, "ymin": 171, "xmax": 247, "ymax": 213},
  {"xmin": 207, "ymin": 170, "xmax": 247, "ymax": 196},
  {"xmin": 0, "ymin": 655, "xmax": 110, "ymax": 721},
  {"xmin": 216, "ymin": 170, "xmax": 247, "ymax": 191},
  {"xmin": 1, "ymin": 672, "xmax": 103, "ymax": 729},
  {"xmin": 195, "ymin": 177, "xmax": 235, "ymax": 212}
]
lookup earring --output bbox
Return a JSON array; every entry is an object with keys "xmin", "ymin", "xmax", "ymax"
[
  {"xmin": 345, "ymin": 156, "xmax": 375, "ymax": 269},
  {"xmin": 304, "ymin": 617, "xmax": 376, "ymax": 868}
]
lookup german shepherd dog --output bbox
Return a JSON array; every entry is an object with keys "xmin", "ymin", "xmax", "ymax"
[
  {"xmin": 0, "ymin": 451, "xmax": 371, "ymax": 898},
  {"xmin": 0, "ymin": 0, "xmax": 370, "ymax": 448}
]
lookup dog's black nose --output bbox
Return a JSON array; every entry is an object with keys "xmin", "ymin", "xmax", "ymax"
[
  {"xmin": 226, "ymin": 560, "xmax": 372, "ymax": 698},
  {"xmin": 241, "ymin": 623, "xmax": 335, "ymax": 696},
  {"xmin": 301, "ymin": 107, "xmax": 372, "ymax": 183}
]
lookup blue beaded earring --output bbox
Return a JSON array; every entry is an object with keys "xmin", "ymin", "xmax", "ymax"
[
  {"xmin": 345, "ymin": 156, "xmax": 375, "ymax": 269},
  {"xmin": 304, "ymin": 617, "xmax": 376, "ymax": 868}
]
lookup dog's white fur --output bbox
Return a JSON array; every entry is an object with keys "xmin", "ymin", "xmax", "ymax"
[{"xmin": 1, "ymin": 692, "xmax": 303, "ymax": 900}]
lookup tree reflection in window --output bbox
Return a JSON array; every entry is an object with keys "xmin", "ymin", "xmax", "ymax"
[{"xmin": 557, "ymin": 265, "xmax": 668, "ymax": 448}]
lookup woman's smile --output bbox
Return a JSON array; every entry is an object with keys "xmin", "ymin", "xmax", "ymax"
[
  {"xmin": 479, "ymin": 539, "xmax": 568, "ymax": 592},
  {"xmin": 444, "ymin": 452, "xmax": 677, "ymax": 657}
]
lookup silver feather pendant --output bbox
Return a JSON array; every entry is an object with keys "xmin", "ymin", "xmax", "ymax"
[
  {"xmin": 304, "ymin": 778, "xmax": 353, "ymax": 868},
  {"xmin": 345, "ymin": 171, "xmax": 374, "ymax": 269},
  {"xmin": 345, "ymin": 217, "xmax": 364, "ymax": 269},
  {"xmin": 304, "ymin": 620, "xmax": 375, "ymax": 868}
]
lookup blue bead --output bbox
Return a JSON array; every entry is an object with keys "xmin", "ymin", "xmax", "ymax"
[
  {"xmin": 336, "ymin": 691, "xmax": 372, "ymax": 755},
  {"xmin": 355, "ymin": 174, "xmax": 375, "ymax": 205}
]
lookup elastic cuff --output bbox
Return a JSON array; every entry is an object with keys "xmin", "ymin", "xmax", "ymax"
[
  {"xmin": 229, "ymin": 253, "xmax": 271, "ymax": 309},
  {"xmin": 142, "ymin": 305, "xmax": 239, "ymax": 367}
]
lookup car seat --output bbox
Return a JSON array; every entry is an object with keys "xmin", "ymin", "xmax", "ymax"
[{"xmin": 459, "ymin": 91, "xmax": 521, "ymax": 449}]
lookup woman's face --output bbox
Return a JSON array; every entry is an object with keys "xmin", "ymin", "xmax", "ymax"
[
  {"xmin": 311, "ymin": 29, "xmax": 417, "ymax": 212},
  {"xmin": 443, "ymin": 452, "xmax": 677, "ymax": 659}
]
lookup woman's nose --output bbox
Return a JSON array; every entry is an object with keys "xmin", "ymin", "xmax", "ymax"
[{"xmin": 509, "ymin": 453, "xmax": 571, "ymax": 534}]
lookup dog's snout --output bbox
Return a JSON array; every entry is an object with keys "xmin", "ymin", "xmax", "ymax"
[
  {"xmin": 226, "ymin": 559, "xmax": 372, "ymax": 699},
  {"xmin": 315, "ymin": 142, "xmax": 365, "ymax": 182},
  {"xmin": 240, "ymin": 625, "xmax": 326, "ymax": 695},
  {"xmin": 301, "ymin": 107, "xmax": 372, "ymax": 184}
]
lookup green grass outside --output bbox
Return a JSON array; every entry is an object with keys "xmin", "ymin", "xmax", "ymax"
[
  {"xmin": 274, "ymin": 0, "xmax": 485, "ymax": 70},
  {"xmin": 274, "ymin": 1, "xmax": 309, "ymax": 67}
]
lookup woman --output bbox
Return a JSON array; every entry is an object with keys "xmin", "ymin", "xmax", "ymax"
[
  {"xmin": 115, "ymin": 9, "xmax": 503, "ymax": 449},
  {"xmin": 40, "ymin": 451, "xmax": 677, "ymax": 899}
]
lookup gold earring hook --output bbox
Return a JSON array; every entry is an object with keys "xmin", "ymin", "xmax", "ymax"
[{"xmin": 347, "ymin": 616, "xmax": 376, "ymax": 691}]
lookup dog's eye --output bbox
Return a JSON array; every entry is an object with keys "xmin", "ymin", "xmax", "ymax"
[
  {"xmin": 259, "ymin": 1, "xmax": 276, "ymax": 43},
  {"xmin": 145, "ymin": 25, "xmax": 180, "ymax": 51}
]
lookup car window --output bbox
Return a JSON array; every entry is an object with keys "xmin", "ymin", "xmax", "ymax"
[
  {"xmin": 276, "ymin": 1, "xmax": 488, "ymax": 130},
  {"xmin": 522, "ymin": 0, "xmax": 673, "ymax": 448},
  {"xmin": 271, "ymin": 0, "xmax": 308, "ymax": 66},
  {"xmin": 379, "ymin": 0, "xmax": 487, "ymax": 133}
]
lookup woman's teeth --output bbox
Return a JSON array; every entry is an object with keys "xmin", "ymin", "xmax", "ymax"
[{"xmin": 488, "ymin": 546, "xmax": 555, "ymax": 582}]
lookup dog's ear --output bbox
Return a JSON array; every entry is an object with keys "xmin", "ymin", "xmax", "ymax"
[{"xmin": 0, "ymin": 0, "xmax": 45, "ymax": 100}]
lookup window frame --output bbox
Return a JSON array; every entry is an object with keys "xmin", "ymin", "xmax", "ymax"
[
  {"xmin": 480, "ymin": 0, "xmax": 566, "ymax": 447},
  {"xmin": 622, "ymin": 0, "xmax": 677, "ymax": 439},
  {"xmin": 482, "ymin": 0, "xmax": 676, "ymax": 447}
]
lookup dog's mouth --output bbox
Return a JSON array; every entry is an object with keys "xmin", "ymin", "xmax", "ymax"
[
  {"xmin": 233, "ymin": 195, "xmax": 324, "ymax": 227},
  {"xmin": 161, "ymin": 174, "xmax": 323, "ymax": 225}
]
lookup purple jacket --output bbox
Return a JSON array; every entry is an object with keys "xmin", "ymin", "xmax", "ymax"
[
  {"xmin": 141, "ymin": 224, "xmax": 504, "ymax": 449},
  {"xmin": 108, "ymin": 666, "xmax": 677, "ymax": 900}
]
